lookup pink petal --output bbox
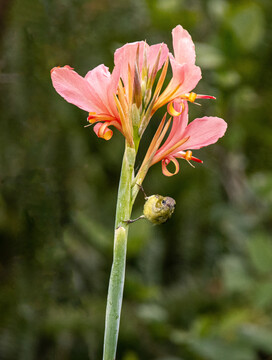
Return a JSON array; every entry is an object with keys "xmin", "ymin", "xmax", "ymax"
[
  {"xmin": 170, "ymin": 58, "xmax": 202, "ymax": 94},
  {"xmin": 114, "ymin": 41, "xmax": 146, "ymax": 89},
  {"xmin": 114, "ymin": 41, "xmax": 169, "ymax": 89},
  {"xmin": 93, "ymin": 122, "xmax": 113, "ymax": 140},
  {"xmin": 172, "ymin": 25, "xmax": 196, "ymax": 65},
  {"xmin": 51, "ymin": 66, "xmax": 97, "ymax": 112},
  {"xmin": 85, "ymin": 64, "xmax": 119, "ymax": 117},
  {"xmin": 151, "ymin": 101, "xmax": 189, "ymax": 165},
  {"xmin": 147, "ymin": 43, "xmax": 169, "ymax": 72},
  {"xmin": 160, "ymin": 101, "xmax": 189, "ymax": 151},
  {"xmin": 162, "ymin": 157, "xmax": 180, "ymax": 177},
  {"xmin": 179, "ymin": 117, "xmax": 227, "ymax": 150}
]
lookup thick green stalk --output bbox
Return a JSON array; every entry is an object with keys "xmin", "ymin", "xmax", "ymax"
[{"xmin": 103, "ymin": 143, "xmax": 136, "ymax": 360}]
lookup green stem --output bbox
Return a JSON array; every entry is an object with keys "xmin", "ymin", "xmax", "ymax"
[{"xmin": 103, "ymin": 143, "xmax": 136, "ymax": 360}]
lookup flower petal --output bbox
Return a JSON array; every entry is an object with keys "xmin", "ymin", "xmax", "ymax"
[
  {"xmin": 180, "ymin": 117, "xmax": 227, "ymax": 150},
  {"xmin": 93, "ymin": 122, "xmax": 113, "ymax": 140},
  {"xmin": 172, "ymin": 25, "xmax": 196, "ymax": 65},
  {"xmin": 170, "ymin": 58, "xmax": 202, "ymax": 94},
  {"xmin": 162, "ymin": 157, "xmax": 180, "ymax": 177},
  {"xmin": 155, "ymin": 101, "xmax": 188, "ymax": 157},
  {"xmin": 147, "ymin": 43, "xmax": 169, "ymax": 72},
  {"xmin": 114, "ymin": 41, "xmax": 169, "ymax": 89},
  {"xmin": 51, "ymin": 66, "xmax": 96, "ymax": 112},
  {"xmin": 85, "ymin": 64, "xmax": 119, "ymax": 118},
  {"xmin": 167, "ymin": 101, "xmax": 183, "ymax": 117},
  {"xmin": 114, "ymin": 41, "xmax": 146, "ymax": 89}
]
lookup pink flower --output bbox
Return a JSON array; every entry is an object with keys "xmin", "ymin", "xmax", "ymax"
[
  {"xmin": 51, "ymin": 64, "xmax": 123, "ymax": 141},
  {"xmin": 151, "ymin": 101, "xmax": 227, "ymax": 176},
  {"xmin": 154, "ymin": 25, "xmax": 214, "ymax": 113}
]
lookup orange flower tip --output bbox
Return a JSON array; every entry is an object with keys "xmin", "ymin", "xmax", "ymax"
[{"xmin": 167, "ymin": 101, "xmax": 183, "ymax": 117}]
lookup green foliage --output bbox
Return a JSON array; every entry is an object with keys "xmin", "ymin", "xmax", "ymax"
[{"xmin": 1, "ymin": 0, "xmax": 272, "ymax": 359}]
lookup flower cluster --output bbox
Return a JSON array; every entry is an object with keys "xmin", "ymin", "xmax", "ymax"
[{"xmin": 51, "ymin": 25, "xmax": 227, "ymax": 177}]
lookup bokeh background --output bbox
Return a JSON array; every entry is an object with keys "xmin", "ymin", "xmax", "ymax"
[{"xmin": 1, "ymin": 0, "xmax": 272, "ymax": 359}]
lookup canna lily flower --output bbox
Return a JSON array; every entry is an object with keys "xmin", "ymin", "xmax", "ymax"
[
  {"xmin": 151, "ymin": 101, "xmax": 227, "ymax": 176},
  {"xmin": 154, "ymin": 25, "xmax": 215, "ymax": 113},
  {"xmin": 50, "ymin": 64, "xmax": 134, "ymax": 143}
]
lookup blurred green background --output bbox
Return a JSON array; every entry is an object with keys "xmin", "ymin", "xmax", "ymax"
[{"xmin": 1, "ymin": 0, "xmax": 272, "ymax": 359}]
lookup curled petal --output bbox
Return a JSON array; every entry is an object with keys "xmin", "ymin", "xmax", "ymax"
[
  {"xmin": 93, "ymin": 122, "xmax": 113, "ymax": 141},
  {"xmin": 162, "ymin": 157, "xmax": 180, "ymax": 177},
  {"xmin": 167, "ymin": 101, "xmax": 184, "ymax": 116}
]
